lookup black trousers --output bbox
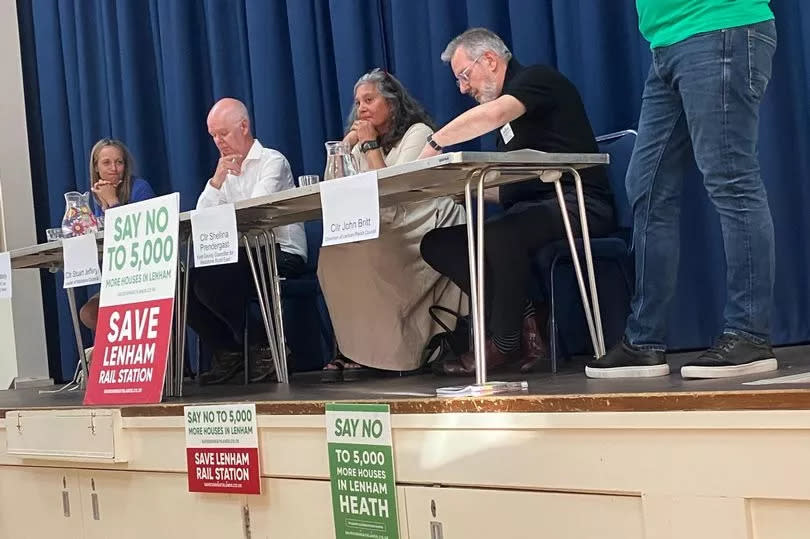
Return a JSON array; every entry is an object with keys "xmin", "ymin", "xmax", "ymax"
[
  {"xmin": 186, "ymin": 245, "xmax": 305, "ymax": 352},
  {"xmin": 420, "ymin": 193, "xmax": 615, "ymax": 340}
]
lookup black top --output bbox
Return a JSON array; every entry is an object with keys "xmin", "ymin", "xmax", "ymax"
[{"xmin": 496, "ymin": 59, "xmax": 611, "ymax": 208}]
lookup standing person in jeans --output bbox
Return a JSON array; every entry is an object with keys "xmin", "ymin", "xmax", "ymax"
[{"xmin": 586, "ymin": 1, "xmax": 777, "ymax": 379}]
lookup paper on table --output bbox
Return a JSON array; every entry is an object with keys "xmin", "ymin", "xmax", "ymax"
[{"xmin": 436, "ymin": 381, "xmax": 528, "ymax": 398}]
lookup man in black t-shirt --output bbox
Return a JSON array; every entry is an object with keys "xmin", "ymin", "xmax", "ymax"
[{"xmin": 418, "ymin": 28, "xmax": 615, "ymax": 375}]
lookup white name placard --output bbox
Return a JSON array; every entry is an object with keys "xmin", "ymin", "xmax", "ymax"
[
  {"xmin": 190, "ymin": 203, "xmax": 239, "ymax": 267},
  {"xmin": 320, "ymin": 171, "xmax": 380, "ymax": 246},
  {"xmin": 62, "ymin": 233, "xmax": 102, "ymax": 288},
  {"xmin": 0, "ymin": 252, "xmax": 10, "ymax": 298}
]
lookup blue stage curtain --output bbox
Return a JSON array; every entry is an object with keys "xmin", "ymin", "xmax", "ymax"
[{"xmin": 17, "ymin": 0, "xmax": 810, "ymax": 380}]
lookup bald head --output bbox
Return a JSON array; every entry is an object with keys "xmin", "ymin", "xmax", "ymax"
[{"xmin": 207, "ymin": 98, "xmax": 253, "ymax": 157}]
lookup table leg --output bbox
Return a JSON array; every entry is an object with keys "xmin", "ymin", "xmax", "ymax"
[
  {"xmin": 251, "ymin": 235, "xmax": 281, "ymax": 371},
  {"xmin": 65, "ymin": 286, "xmax": 88, "ymax": 389},
  {"xmin": 437, "ymin": 167, "xmax": 531, "ymax": 397},
  {"xmin": 552, "ymin": 173, "xmax": 603, "ymax": 359},
  {"xmin": 242, "ymin": 234, "xmax": 283, "ymax": 383},
  {"xmin": 570, "ymin": 168, "xmax": 605, "ymax": 357},
  {"xmin": 263, "ymin": 229, "xmax": 288, "ymax": 384},
  {"xmin": 462, "ymin": 170, "xmax": 484, "ymax": 384},
  {"xmin": 474, "ymin": 171, "xmax": 487, "ymax": 385},
  {"xmin": 176, "ymin": 238, "xmax": 192, "ymax": 395},
  {"xmin": 165, "ymin": 236, "xmax": 191, "ymax": 398}
]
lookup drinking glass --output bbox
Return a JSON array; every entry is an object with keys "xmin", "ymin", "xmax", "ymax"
[{"xmin": 298, "ymin": 175, "xmax": 320, "ymax": 187}]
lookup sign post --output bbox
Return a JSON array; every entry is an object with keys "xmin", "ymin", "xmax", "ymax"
[
  {"xmin": 326, "ymin": 403, "xmax": 399, "ymax": 539},
  {"xmin": 84, "ymin": 193, "xmax": 179, "ymax": 405}
]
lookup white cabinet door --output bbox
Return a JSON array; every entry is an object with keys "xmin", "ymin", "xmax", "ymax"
[
  {"xmin": 247, "ymin": 479, "xmax": 410, "ymax": 539},
  {"xmin": 248, "ymin": 478, "xmax": 336, "ymax": 538},
  {"xmin": 0, "ymin": 466, "xmax": 85, "ymax": 539},
  {"xmin": 403, "ymin": 486, "xmax": 644, "ymax": 539},
  {"xmin": 78, "ymin": 470, "xmax": 246, "ymax": 539}
]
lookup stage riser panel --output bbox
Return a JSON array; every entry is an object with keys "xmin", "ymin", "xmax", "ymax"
[
  {"xmin": 3, "ymin": 469, "xmax": 810, "ymax": 538},
  {"xmin": 2, "ymin": 412, "xmax": 810, "ymax": 500}
]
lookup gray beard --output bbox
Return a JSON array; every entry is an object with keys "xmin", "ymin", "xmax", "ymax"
[{"xmin": 475, "ymin": 81, "xmax": 499, "ymax": 103}]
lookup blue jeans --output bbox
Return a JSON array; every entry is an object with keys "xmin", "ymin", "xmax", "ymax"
[{"xmin": 625, "ymin": 20, "xmax": 777, "ymax": 350}]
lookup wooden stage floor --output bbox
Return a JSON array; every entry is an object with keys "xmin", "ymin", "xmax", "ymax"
[{"xmin": 3, "ymin": 345, "xmax": 810, "ymax": 416}]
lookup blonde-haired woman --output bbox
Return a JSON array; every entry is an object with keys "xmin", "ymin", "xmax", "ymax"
[
  {"xmin": 88, "ymin": 138, "xmax": 155, "ymax": 217},
  {"xmin": 80, "ymin": 138, "xmax": 156, "ymax": 330}
]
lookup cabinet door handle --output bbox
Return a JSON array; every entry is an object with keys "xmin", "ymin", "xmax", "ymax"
[
  {"xmin": 91, "ymin": 492, "xmax": 100, "ymax": 521},
  {"xmin": 62, "ymin": 490, "xmax": 71, "ymax": 518}
]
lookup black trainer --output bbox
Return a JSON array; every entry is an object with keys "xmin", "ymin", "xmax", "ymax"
[
  {"xmin": 585, "ymin": 338, "xmax": 670, "ymax": 379},
  {"xmin": 680, "ymin": 333, "xmax": 777, "ymax": 379}
]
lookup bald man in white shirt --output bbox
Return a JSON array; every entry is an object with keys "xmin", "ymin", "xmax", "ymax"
[{"xmin": 189, "ymin": 98, "xmax": 307, "ymax": 384}]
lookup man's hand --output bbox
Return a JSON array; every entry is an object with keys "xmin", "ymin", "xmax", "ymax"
[
  {"xmin": 92, "ymin": 180, "xmax": 119, "ymax": 209},
  {"xmin": 210, "ymin": 153, "xmax": 243, "ymax": 189}
]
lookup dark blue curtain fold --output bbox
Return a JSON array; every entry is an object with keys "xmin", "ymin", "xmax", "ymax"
[{"xmin": 17, "ymin": 0, "xmax": 810, "ymax": 380}]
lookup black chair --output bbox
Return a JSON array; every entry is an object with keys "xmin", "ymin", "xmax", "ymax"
[{"xmin": 532, "ymin": 130, "xmax": 637, "ymax": 372}]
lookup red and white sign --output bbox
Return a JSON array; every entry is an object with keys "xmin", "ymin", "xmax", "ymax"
[
  {"xmin": 185, "ymin": 404, "xmax": 261, "ymax": 495},
  {"xmin": 84, "ymin": 194, "xmax": 179, "ymax": 405}
]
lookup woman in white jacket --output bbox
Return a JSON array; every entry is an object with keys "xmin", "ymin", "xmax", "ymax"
[{"xmin": 318, "ymin": 69, "xmax": 466, "ymax": 381}]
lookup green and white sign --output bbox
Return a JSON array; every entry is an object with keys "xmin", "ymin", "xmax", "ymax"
[{"xmin": 326, "ymin": 403, "xmax": 399, "ymax": 539}]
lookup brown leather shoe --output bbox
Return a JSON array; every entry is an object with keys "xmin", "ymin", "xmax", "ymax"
[
  {"xmin": 519, "ymin": 313, "xmax": 549, "ymax": 373},
  {"xmin": 441, "ymin": 338, "xmax": 517, "ymax": 376}
]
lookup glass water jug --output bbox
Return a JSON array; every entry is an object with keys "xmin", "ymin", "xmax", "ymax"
[
  {"xmin": 323, "ymin": 140, "xmax": 359, "ymax": 180},
  {"xmin": 61, "ymin": 191, "xmax": 99, "ymax": 238}
]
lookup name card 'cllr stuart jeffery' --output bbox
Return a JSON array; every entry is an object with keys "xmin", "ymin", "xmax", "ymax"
[
  {"xmin": 62, "ymin": 233, "xmax": 102, "ymax": 289},
  {"xmin": 0, "ymin": 252, "xmax": 10, "ymax": 299},
  {"xmin": 319, "ymin": 171, "xmax": 380, "ymax": 247}
]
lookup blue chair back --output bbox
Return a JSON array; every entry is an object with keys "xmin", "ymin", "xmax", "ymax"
[{"xmin": 596, "ymin": 130, "xmax": 636, "ymax": 232}]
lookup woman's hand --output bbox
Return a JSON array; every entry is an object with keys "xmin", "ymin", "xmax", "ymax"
[
  {"xmin": 92, "ymin": 180, "xmax": 120, "ymax": 209},
  {"xmin": 343, "ymin": 129, "xmax": 360, "ymax": 148},
  {"xmin": 352, "ymin": 120, "xmax": 378, "ymax": 144}
]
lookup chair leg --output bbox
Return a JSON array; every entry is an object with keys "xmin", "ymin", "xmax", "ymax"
[
  {"xmin": 549, "ymin": 255, "xmax": 560, "ymax": 374},
  {"xmin": 243, "ymin": 304, "xmax": 250, "ymax": 385}
]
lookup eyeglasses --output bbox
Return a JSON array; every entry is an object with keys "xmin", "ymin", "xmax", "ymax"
[{"xmin": 455, "ymin": 55, "xmax": 483, "ymax": 87}]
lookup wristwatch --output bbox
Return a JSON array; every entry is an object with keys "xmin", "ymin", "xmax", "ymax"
[
  {"xmin": 360, "ymin": 140, "xmax": 381, "ymax": 153},
  {"xmin": 426, "ymin": 134, "xmax": 443, "ymax": 152}
]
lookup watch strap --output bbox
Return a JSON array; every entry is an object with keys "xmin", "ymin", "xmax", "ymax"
[
  {"xmin": 427, "ymin": 134, "xmax": 443, "ymax": 152},
  {"xmin": 360, "ymin": 140, "xmax": 381, "ymax": 153}
]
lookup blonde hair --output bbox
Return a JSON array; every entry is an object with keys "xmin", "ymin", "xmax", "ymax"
[{"xmin": 88, "ymin": 138, "xmax": 135, "ymax": 206}]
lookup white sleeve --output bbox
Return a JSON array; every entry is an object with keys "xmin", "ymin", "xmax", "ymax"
[
  {"xmin": 390, "ymin": 124, "xmax": 433, "ymax": 165},
  {"xmin": 251, "ymin": 153, "xmax": 294, "ymax": 198},
  {"xmin": 196, "ymin": 180, "xmax": 228, "ymax": 209}
]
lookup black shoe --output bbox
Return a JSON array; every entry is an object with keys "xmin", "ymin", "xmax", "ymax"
[
  {"xmin": 200, "ymin": 350, "xmax": 244, "ymax": 385},
  {"xmin": 248, "ymin": 344, "xmax": 277, "ymax": 383},
  {"xmin": 585, "ymin": 338, "xmax": 670, "ymax": 379},
  {"xmin": 680, "ymin": 333, "xmax": 777, "ymax": 379}
]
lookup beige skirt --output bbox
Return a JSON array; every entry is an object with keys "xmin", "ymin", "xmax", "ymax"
[{"xmin": 317, "ymin": 197, "xmax": 466, "ymax": 371}]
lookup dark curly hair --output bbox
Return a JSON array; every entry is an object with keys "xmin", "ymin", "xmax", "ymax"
[{"xmin": 346, "ymin": 69, "xmax": 436, "ymax": 153}]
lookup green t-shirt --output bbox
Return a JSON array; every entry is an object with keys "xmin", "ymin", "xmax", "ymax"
[{"xmin": 636, "ymin": 0, "xmax": 774, "ymax": 48}]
